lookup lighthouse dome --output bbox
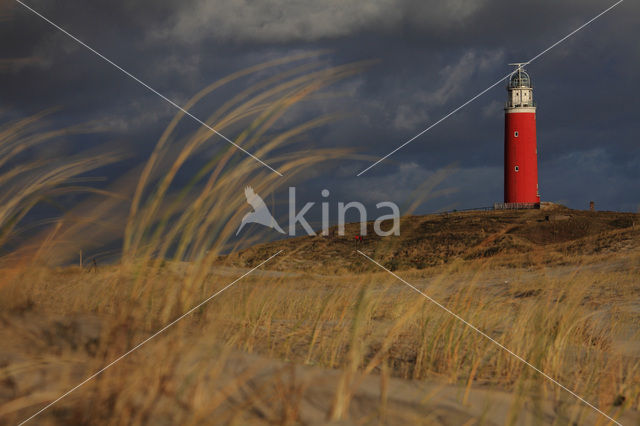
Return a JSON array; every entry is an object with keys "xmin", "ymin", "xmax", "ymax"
[{"xmin": 509, "ymin": 70, "xmax": 531, "ymax": 88}]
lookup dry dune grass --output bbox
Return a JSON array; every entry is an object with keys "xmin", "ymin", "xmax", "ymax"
[
  {"xmin": 2, "ymin": 247, "xmax": 639, "ymax": 425},
  {"xmin": 0, "ymin": 56, "xmax": 639, "ymax": 425}
]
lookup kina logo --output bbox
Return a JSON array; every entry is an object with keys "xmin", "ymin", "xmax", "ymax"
[
  {"xmin": 236, "ymin": 187, "xmax": 400, "ymax": 237},
  {"xmin": 236, "ymin": 186, "xmax": 285, "ymax": 235}
]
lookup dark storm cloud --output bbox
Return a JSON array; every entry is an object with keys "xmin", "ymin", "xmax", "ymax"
[
  {"xmin": 153, "ymin": 0, "xmax": 481, "ymax": 44},
  {"xmin": 1, "ymin": 0, "xmax": 638, "ymax": 214}
]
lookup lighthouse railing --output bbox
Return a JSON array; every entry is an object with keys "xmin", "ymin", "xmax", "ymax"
[{"xmin": 505, "ymin": 100, "xmax": 536, "ymax": 108}]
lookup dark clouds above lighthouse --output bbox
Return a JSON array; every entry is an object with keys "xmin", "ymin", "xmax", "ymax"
[{"xmin": 1, "ymin": 0, "xmax": 638, "ymax": 212}]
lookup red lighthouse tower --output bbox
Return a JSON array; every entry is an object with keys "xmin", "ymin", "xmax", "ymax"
[{"xmin": 504, "ymin": 64, "xmax": 540, "ymax": 206}]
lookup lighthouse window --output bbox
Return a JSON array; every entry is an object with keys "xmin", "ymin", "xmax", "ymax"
[
  {"xmin": 514, "ymin": 131, "xmax": 519, "ymax": 137},
  {"xmin": 514, "ymin": 166, "xmax": 519, "ymax": 172}
]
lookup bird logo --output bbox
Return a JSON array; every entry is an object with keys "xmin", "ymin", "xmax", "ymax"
[{"xmin": 236, "ymin": 186, "xmax": 285, "ymax": 235}]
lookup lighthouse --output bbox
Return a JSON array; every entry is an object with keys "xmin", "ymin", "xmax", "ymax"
[{"xmin": 504, "ymin": 63, "xmax": 540, "ymax": 206}]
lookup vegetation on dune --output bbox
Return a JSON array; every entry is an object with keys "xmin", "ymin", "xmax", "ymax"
[
  {"xmin": 2, "ymin": 243, "xmax": 639, "ymax": 424},
  {"xmin": 228, "ymin": 207, "xmax": 640, "ymax": 273}
]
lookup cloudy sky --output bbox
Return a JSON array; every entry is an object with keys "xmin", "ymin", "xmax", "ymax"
[{"xmin": 2, "ymin": 0, "xmax": 639, "ymax": 223}]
